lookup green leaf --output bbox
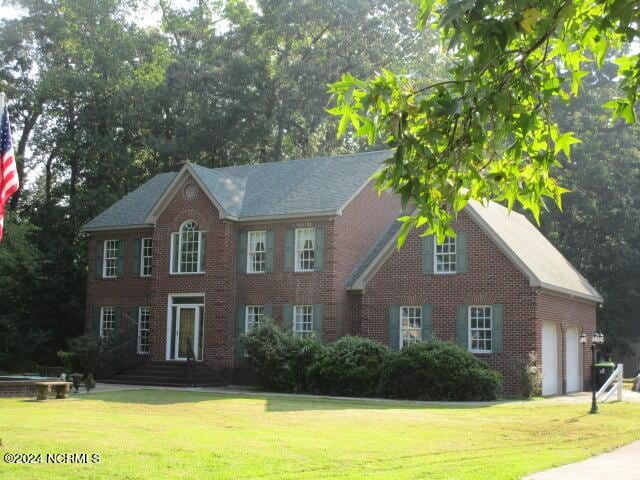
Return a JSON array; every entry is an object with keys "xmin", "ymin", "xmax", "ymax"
[{"xmin": 554, "ymin": 132, "xmax": 581, "ymax": 158}]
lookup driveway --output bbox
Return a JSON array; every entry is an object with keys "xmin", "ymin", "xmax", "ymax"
[{"xmin": 523, "ymin": 440, "xmax": 640, "ymax": 480}]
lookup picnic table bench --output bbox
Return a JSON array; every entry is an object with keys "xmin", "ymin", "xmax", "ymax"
[{"xmin": 35, "ymin": 381, "xmax": 73, "ymax": 401}]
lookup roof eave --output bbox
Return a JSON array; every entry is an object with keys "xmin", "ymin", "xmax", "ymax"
[{"xmin": 81, "ymin": 223, "xmax": 155, "ymax": 233}]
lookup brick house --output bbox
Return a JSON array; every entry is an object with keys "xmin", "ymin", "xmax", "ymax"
[{"xmin": 82, "ymin": 150, "xmax": 602, "ymax": 394}]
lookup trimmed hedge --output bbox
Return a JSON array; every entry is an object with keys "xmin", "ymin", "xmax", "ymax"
[
  {"xmin": 308, "ymin": 336, "xmax": 388, "ymax": 397},
  {"xmin": 378, "ymin": 342, "xmax": 502, "ymax": 401},
  {"xmin": 243, "ymin": 323, "xmax": 502, "ymax": 401}
]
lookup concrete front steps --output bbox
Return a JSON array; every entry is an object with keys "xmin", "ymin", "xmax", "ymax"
[{"xmin": 103, "ymin": 361, "xmax": 228, "ymax": 387}]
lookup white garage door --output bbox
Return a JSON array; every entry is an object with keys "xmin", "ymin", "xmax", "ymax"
[
  {"xmin": 566, "ymin": 327, "xmax": 581, "ymax": 393},
  {"xmin": 542, "ymin": 323, "xmax": 559, "ymax": 396}
]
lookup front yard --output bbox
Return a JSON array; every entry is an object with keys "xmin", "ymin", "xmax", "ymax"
[{"xmin": 1, "ymin": 390, "xmax": 640, "ymax": 479}]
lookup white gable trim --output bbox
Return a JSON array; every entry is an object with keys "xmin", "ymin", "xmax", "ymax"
[
  {"xmin": 348, "ymin": 205, "xmax": 602, "ymax": 303},
  {"xmin": 144, "ymin": 163, "xmax": 229, "ymax": 223}
]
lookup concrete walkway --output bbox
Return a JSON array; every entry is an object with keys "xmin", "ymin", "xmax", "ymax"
[{"xmin": 523, "ymin": 441, "xmax": 640, "ymax": 480}]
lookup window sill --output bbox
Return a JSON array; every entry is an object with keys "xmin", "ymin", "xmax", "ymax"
[
  {"xmin": 293, "ymin": 270, "xmax": 316, "ymax": 274},
  {"xmin": 245, "ymin": 271, "xmax": 267, "ymax": 275},
  {"xmin": 434, "ymin": 271, "xmax": 457, "ymax": 275},
  {"xmin": 169, "ymin": 272, "xmax": 206, "ymax": 276},
  {"xmin": 470, "ymin": 350, "xmax": 493, "ymax": 355}
]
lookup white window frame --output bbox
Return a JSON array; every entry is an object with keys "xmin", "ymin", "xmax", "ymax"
[
  {"xmin": 141, "ymin": 237, "xmax": 153, "ymax": 277},
  {"xmin": 293, "ymin": 305, "xmax": 314, "ymax": 338},
  {"xmin": 400, "ymin": 306, "xmax": 422, "ymax": 349},
  {"xmin": 100, "ymin": 306, "xmax": 115, "ymax": 340},
  {"xmin": 469, "ymin": 305, "xmax": 492, "ymax": 353},
  {"xmin": 434, "ymin": 236, "xmax": 457, "ymax": 274},
  {"xmin": 295, "ymin": 228, "xmax": 315, "ymax": 272},
  {"xmin": 245, "ymin": 305, "xmax": 265, "ymax": 331},
  {"xmin": 170, "ymin": 220, "xmax": 204, "ymax": 274},
  {"xmin": 137, "ymin": 306, "xmax": 151, "ymax": 354},
  {"xmin": 247, "ymin": 231, "xmax": 267, "ymax": 274},
  {"xmin": 103, "ymin": 239, "xmax": 118, "ymax": 278}
]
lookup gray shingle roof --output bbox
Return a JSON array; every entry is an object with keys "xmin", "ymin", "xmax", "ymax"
[
  {"xmin": 83, "ymin": 172, "xmax": 177, "ymax": 231},
  {"xmin": 347, "ymin": 200, "xmax": 602, "ymax": 303},
  {"xmin": 83, "ymin": 150, "xmax": 391, "ymax": 230}
]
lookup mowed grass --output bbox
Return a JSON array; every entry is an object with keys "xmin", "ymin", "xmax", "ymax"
[{"xmin": 1, "ymin": 390, "xmax": 640, "ymax": 480}]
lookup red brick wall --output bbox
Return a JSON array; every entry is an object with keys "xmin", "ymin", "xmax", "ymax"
[
  {"xmin": 151, "ymin": 174, "xmax": 237, "ymax": 371},
  {"xmin": 536, "ymin": 291, "xmax": 597, "ymax": 392},
  {"xmin": 86, "ymin": 228, "xmax": 154, "ymax": 342},
  {"xmin": 358, "ymin": 210, "xmax": 538, "ymax": 393},
  {"xmin": 334, "ymin": 183, "xmax": 401, "ymax": 336}
]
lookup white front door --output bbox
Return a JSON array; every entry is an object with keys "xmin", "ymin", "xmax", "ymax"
[
  {"xmin": 542, "ymin": 323, "xmax": 559, "ymax": 395},
  {"xmin": 566, "ymin": 327, "xmax": 581, "ymax": 393},
  {"xmin": 175, "ymin": 306, "xmax": 199, "ymax": 361}
]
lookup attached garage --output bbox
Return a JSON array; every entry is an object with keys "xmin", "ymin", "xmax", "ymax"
[
  {"xmin": 542, "ymin": 323, "xmax": 559, "ymax": 396},
  {"xmin": 565, "ymin": 327, "xmax": 582, "ymax": 393}
]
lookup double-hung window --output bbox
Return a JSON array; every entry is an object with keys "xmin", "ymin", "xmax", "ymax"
[
  {"xmin": 103, "ymin": 240, "xmax": 118, "ymax": 278},
  {"xmin": 293, "ymin": 305, "xmax": 313, "ymax": 338},
  {"xmin": 100, "ymin": 307, "xmax": 115, "ymax": 340},
  {"xmin": 245, "ymin": 306, "xmax": 265, "ymax": 331},
  {"xmin": 247, "ymin": 231, "xmax": 266, "ymax": 273},
  {"xmin": 171, "ymin": 220, "xmax": 204, "ymax": 274},
  {"xmin": 435, "ymin": 236, "xmax": 456, "ymax": 273},
  {"xmin": 295, "ymin": 228, "xmax": 315, "ymax": 272},
  {"xmin": 137, "ymin": 306, "xmax": 150, "ymax": 354},
  {"xmin": 400, "ymin": 306, "xmax": 422, "ymax": 348},
  {"xmin": 141, "ymin": 238, "xmax": 153, "ymax": 277},
  {"xmin": 469, "ymin": 306, "xmax": 492, "ymax": 353}
]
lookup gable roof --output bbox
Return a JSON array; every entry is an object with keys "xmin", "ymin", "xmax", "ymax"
[
  {"xmin": 82, "ymin": 172, "xmax": 177, "ymax": 231},
  {"xmin": 82, "ymin": 150, "xmax": 391, "ymax": 231},
  {"xmin": 347, "ymin": 200, "xmax": 603, "ymax": 303}
]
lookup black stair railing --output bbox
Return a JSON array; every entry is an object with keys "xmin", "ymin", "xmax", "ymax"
[{"xmin": 186, "ymin": 337, "xmax": 197, "ymax": 387}]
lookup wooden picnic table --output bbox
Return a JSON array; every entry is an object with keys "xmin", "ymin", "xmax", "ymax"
[{"xmin": 35, "ymin": 381, "xmax": 73, "ymax": 401}]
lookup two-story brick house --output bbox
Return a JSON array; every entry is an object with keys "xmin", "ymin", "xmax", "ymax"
[{"xmin": 83, "ymin": 150, "xmax": 602, "ymax": 395}]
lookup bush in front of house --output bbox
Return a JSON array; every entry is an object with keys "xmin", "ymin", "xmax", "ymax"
[
  {"xmin": 307, "ymin": 336, "xmax": 389, "ymax": 397},
  {"xmin": 243, "ymin": 324, "xmax": 502, "ymax": 401},
  {"xmin": 57, "ymin": 332, "xmax": 134, "ymax": 379},
  {"xmin": 242, "ymin": 320, "xmax": 321, "ymax": 393},
  {"xmin": 378, "ymin": 341, "xmax": 502, "ymax": 401},
  {"xmin": 513, "ymin": 351, "xmax": 542, "ymax": 399}
]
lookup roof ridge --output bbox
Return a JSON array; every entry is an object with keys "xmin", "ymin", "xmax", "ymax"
[{"xmin": 186, "ymin": 149, "xmax": 393, "ymax": 174}]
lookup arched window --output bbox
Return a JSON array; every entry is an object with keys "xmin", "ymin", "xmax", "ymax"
[{"xmin": 171, "ymin": 220, "xmax": 206, "ymax": 273}]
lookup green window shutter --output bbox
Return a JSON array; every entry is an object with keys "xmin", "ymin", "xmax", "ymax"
[
  {"xmin": 199, "ymin": 232, "xmax": 206, "ymax": 272},
  {"xmin": 95, "ymin": 240, "xmax": 104, "ymax": 278},
  {"xmin": 235, "ymin": 305, "xmax": 246, "ymax": 358},
  {"xmin": 421, "ymin": 305, "xmax": 433, "ymax": 342},
  {"xmin": 283, "ymin": 304, "xmax": 294, "ymax": 330},
  {"xmin": 116, "ymin": 240, "xmax": 125, "ymax": 276},
  {"xmin": 284, "ymin": 230, "xmax": 295, "ymax": 272},
  {"xmin": 237, "ymin": 231, "xmax": 247, "ymax": 273},
  {"xmin": 263, "ymin": 304, "xmax": 273, "ymax": 320},
  {"xmin": 457, "ymin": 233, "xmax": 468, "ymax": 273},
  {"xmin": 313, "ymin": 304, "xmax": 323, "ymax": 341},
  {"xmin": 265, "ymin": 230, "xmax": 275, "ymax": 273},
  {"xmin": 114, "ymin": 307, "xmax": 123, "ymax": 334},
  {"xmin": 456, "ymin": 305, "xmax": 469, "ymax": 349},
  {"xmin": 491, "ymin": 304, "xmax": 504, "ymax": 353},
  {"xmin": 171, "ymin": 233, "xmax": 179, "ymax": 273},
  {"xmin": 91, "ymin": 306, "xmax": 101, "ymax": 338},
  {"xmin": 133, "ymin": 239, "xmax": 141, "ymax": 276},
  {"xmin": 422, "ymin": 235, "xmax": 434, "ymax": 274},
  {"xmin": 388, "ymin": 305, "xmax": 400, "ymax": 350},
  {"xmin": 129, "ymin": 306, "xmax": 139, "ymax": 354},
  {"xmin": 314, "ymin": 227, "xmax": 324, "ymax": 272}
]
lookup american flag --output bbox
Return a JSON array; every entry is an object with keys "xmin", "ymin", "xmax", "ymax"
[{"xmin": 1, "ymin": 103, "xmax": 19, "ymax": 241}]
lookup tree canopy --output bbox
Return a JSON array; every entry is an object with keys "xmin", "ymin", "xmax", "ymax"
[{"xmin": 331, "ymin": 0, "xmax": 639, "ymax": 243}]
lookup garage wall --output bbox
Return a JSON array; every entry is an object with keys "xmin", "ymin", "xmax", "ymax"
[{"xmin": 535, "ymin": 291, "xmax": 598, "ymax": 393}]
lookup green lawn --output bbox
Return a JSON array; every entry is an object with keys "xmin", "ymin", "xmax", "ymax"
[{"xmin": 1, "ymin": 390, "xmax": 639, "ymax": 479}]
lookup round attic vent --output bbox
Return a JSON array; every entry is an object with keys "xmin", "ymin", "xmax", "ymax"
[{"xmin": 184, "ymin": 183, "xmax": 198, "ymax": 200}]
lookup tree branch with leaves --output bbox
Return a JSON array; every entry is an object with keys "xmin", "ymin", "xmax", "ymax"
[{"xmin": 330, "ymin": 0, "xmax": 639, "ymax": 244}]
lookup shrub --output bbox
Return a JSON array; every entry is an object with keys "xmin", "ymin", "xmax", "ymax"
[
  {"xmin": 57, "ymin": 332, "xmax": 134, "ymax": 380},
  {"xmin": 378, "ymin": 341, "xmax": 502, "ymax": 401},
  {"xmin": 307, "ymin": 336, "xmax": 389, "ymax": 397},
  {"xmin": 243, "ymin": 320, "xmax": 320, "ymax": 392},
  {"xmin": 514, "ymin": 351, "xmax": 542, "ymax": 399}
]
